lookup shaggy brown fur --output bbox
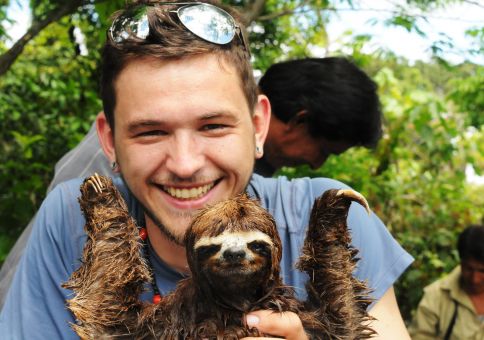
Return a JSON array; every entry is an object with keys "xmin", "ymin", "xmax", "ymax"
[{"xmin": 63, "ymin": 174, "xmax": 376, "ymax": 339}]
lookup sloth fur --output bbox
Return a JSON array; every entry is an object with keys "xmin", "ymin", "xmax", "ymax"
[{"xmin": 63, "ymin": 174, "xmax": 376, "ymax": 339}]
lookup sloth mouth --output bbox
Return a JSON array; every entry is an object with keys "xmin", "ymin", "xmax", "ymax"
[
  {"xmin": 160, "ymin": 180, "xmax": 220, "ymax": 200},
  {"xmin": 213, "ymin": 263, "xmax": 259, "ymax": 277}
]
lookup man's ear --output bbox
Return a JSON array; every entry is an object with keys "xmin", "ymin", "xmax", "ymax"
[
  {"xmin": 287, "ymin": 110, "xmax": 308, "ymax": 130},
  {"xmin": 96, "ymin": 111, "xmax": 117, "ymax": 165},
  {"xmin": 252, "ymin": 94, "xmax": 271, "ymax": 158}
]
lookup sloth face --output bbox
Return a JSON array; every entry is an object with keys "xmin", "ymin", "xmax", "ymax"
[
  {"xmin": 194, "ymin": 230, "xmax": 274, "ymax": 278},
  {"xmin": 191, "ymin": 229, "xmax": 275, "ymax": 303},
  {"xmin": 184, "ymin": 194, "xmax": 282, "ymax": 300}
]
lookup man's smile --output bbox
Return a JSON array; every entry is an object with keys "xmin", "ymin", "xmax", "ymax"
[
  {"xmin": 156, "ymin": 177, "xmax": 224, "ymax": 201},
  {"xmin": 161, "ymin": 182, "xmax": 216, "ymax": 200}
]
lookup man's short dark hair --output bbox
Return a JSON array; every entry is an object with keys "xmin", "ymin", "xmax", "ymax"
[
  {"xmin": 458, "ymin": 224, "xmax": 484, "ymax": 262},
  {"xmin": 258, "ymin": 57, "xmax": 382, "ymax": 148}
]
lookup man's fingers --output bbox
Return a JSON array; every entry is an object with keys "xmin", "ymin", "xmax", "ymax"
[{"xmin": 242, "ymin": 310, "xmax": 308, "ymax": 340}]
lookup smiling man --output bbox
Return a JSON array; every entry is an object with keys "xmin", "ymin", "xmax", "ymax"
[
  {"xmin": 96, "ymin": 53, "xmax": 268, "ymax": 273},
  {"xmin": 0, "ymin": 1, "xmax": 412, "ymax": 339}
]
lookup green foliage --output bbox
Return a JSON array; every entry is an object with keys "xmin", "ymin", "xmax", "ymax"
[
  {"xmin": 245, "ymin": 0, "xmax": 336, "ymax": 70},
  {"xmin": 0, "ymin": 15, "xmax": 101, "ymax": 238},
  {"xmin": 447, "ymin": 65, "xmax": 484, "ymax": 127},
  {"xmin": 0, "ymin": 1, "xmax": 10, "ymax": 38}
]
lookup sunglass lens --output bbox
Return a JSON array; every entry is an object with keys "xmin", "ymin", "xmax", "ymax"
[
  {"xmin": 178, "ymin": 4, "xmax": 235, "ymax": 45},
  {"xmin": 111, "ymin": 6, "xmax": 150, "ymax": 43}
]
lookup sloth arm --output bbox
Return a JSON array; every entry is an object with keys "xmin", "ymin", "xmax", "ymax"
[{"xmin": 368, "ymin": 286, "xmax": 411, "ymax": 339}]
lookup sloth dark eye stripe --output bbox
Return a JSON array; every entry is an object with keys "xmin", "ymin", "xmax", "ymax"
[
  {"xmin": 196, "ymin": 244, "xmax": 221, "ymax": 260},
  {"xmin": 247, "ymin": 241, "xmax": 270, "ymax": 254}
]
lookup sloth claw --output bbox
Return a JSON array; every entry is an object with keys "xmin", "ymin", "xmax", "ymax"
[
  {"xmin": 336, "ymin": 189, "xmax": 370, "ymax": 214},
  {"xmin": 86, "ymin": 173, "xmax": 104, "ymax": 194}
]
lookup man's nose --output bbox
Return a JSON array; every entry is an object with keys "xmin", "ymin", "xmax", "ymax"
[
  {"xmin": 471, "ymin": 271, "xmax": 483, "ymax": 285},
  {"xmin": 165, "ymin": 133, "xmax": 204, "ymax": 178}
]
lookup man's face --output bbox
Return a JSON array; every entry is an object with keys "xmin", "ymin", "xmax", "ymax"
[
  {"xmin": 460, "ymin": 258, "xmax": 484, "ymax": 295},
  {"xmin": 104, "ymin": 55, "xmax": 268, "ymax": 244},
  {"xmin": 264, "ymin": 115, "xmax": 352, "ymax": 170}
]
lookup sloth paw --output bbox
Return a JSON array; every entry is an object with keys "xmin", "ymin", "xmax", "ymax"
[{"xmin": 85, "ymin": 172, "xmax": 105, "ymax": 194}]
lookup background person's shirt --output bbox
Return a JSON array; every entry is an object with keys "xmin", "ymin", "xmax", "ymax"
[{"xmin": 410, "ymin": 266, "xmax": 484, "ymax": 340}]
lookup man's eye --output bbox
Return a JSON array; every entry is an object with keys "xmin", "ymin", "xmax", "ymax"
[
  {"xmin": 201, "ymin": 124, "xmax": 226, "ymax": 131},
  {"xmin": 136, "ymin": 130, "xmax": 167, "ymax": 137}
]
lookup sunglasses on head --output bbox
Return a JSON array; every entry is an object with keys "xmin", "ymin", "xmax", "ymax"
[{"xmin": 109, "ymin": 2, "xmax": 248, "ymax": 51}]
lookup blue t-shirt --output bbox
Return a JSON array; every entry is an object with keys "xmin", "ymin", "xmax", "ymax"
[{"xmin": 0, "ymin": 174, "xmax": 413, "ymax": 339}]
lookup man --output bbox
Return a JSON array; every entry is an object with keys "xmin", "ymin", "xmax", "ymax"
[
  {"xmin": 0, "ymin": 56, "xmax": 383, "ymax": 305},
  {"xmin": 256, "ymin": 57, "xmax": 382, "ymax": 176},
  {"xmin": 410, "ymin": 225, "xmax": 484, "ymax": 339},
  {"xmin": 0, "ymin": 1, "xmax": 412, "ymax": 338}
]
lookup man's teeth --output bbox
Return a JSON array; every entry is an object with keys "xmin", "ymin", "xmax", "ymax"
[{"xmin": 163, "ymin": 183, "xmax": 214, "ymax": 199}]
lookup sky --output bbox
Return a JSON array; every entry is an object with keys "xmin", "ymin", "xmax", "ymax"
[
  {"xmin": 324, "ymin": 0, "xmax": 483, "ymax": 64},
  {"xmin": 5, "ymin": 0, "xmax": 483, "ymax": 64}
]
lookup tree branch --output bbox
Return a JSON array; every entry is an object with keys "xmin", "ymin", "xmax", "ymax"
[
  {"xmin": 0, "ymin": 0, "xmax": 85, "ymax": 77},
  {"xmin": 256, "ymin": 0, "xmax": 312, "ymax": 22},
  {"xmin": 242, "ymin": 0, "xmax": 267, "ymax": 25},
  {"xmin": 462, "ymin": 0, "xmax": 484, "ymax": 9}
]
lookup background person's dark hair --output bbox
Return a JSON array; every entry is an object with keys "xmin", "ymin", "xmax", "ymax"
[
  {"xmin": 457, "ymin": 224, "xmax": 484, "ymax": 262},
  {"xmin": 258, "ymin": 57, "xmax": 382, "ymax": 148}
]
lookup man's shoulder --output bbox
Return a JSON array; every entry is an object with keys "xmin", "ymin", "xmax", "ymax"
[
  {"xmin": 43, "ymin": 176, "xmax": 132, "ymax": 228},
  {"xmin": 248, "ymin": 174, "xmax": 350, "ymax": 232},
  {"xmin": 49, "ymin": 176, "xmax": 128, "ymax": 199},
  {"xmin": 249, "ymin": 173, "xmax": 349, "ymax": 198},
  {"xmin": 45, "ymin": 177, "xmax": 85, "ymax": 207}
]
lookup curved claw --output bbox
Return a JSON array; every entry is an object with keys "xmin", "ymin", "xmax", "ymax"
[
  {"xmin": 86, "ymin": 173, "xmax": 104, "ymax": 194},
  {"xmin": 336, "ymin": 189, "xmax": 371, "ymax": 215}
]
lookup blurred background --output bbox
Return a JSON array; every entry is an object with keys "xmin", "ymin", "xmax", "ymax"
[{"xmin": 0, "ymin": 0, "xmax": 482, "ymax": 323}]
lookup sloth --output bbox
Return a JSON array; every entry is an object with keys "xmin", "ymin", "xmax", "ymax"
[{"xmin": 63, "ymin": 174, "xmax": 376, "ymax": 339}]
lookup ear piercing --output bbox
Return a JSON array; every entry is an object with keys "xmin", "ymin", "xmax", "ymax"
[{"xmin": 111, "ymin": 161, "xmax": 118, "ymax": 171}]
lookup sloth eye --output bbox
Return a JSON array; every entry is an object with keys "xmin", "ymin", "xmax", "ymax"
[
  {"xmin": 196, "ymin": 244, "xmax": 221, "ymax": 261},
  {"xmin": 248, "ymin": 241, "xmax": 269, "ymax": 254}
]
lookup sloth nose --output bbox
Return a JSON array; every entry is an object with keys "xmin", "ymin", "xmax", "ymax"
[{"xmin": 223, "ymin": 247, "xmax": 246, "ymax": 262}]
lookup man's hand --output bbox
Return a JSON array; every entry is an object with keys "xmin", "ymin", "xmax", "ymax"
[{"xmin": 242, "ymin": 310, "xmax": 309, "ymax": 340}]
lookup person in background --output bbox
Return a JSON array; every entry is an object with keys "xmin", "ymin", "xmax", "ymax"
[
  {"xmin": 410, "ymin": 224, "xmax": 484, "ymax": 339},
  {"xmin": 256, "ymin": 57, "xmax": 382, "ymax": 176},
  {"xmin": 0, "ymin": 55, "xmax": 383, "ymax": 308}
]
